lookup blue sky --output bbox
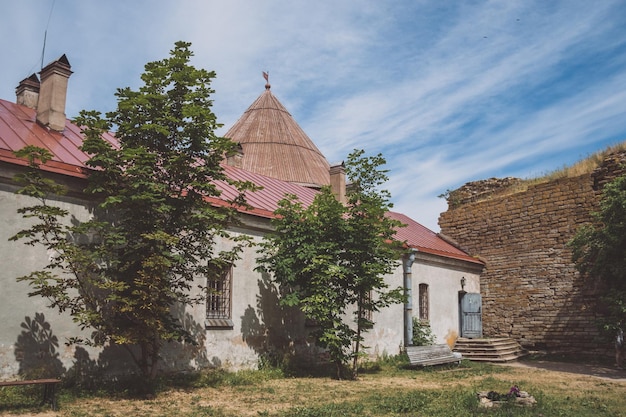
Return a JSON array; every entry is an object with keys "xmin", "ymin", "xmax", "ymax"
[{"xmin": 1, "ymin": 0, "xmax": 626, "ymax": 231}]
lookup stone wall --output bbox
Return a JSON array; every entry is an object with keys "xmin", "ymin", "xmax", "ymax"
[{"xmin": 439, "ymin": 150, "xmax": 626, "ymax": 354}]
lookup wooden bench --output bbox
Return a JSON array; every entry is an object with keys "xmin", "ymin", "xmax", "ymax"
[
  {"xmin": 406, "ymin": 344, "xmax": 462, "ymax": 367},
  {"xmin": 0, "ymin": 378, "xmax": 61, "ymax": 410}
]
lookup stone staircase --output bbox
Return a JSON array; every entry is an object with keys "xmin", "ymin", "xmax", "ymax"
[{"xmin": 453, "ymin": 337, "xmax": 528, "ymax": 362}]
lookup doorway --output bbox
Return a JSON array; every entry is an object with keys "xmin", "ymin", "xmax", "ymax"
[{"xmin": 459, "ymin": 292, "xmax": 482, "ymax": 338}]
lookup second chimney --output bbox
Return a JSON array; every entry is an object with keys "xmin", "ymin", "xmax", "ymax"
[
  {"xmin": 330, "ymin": 162, "xmax": 347, "ymax": 205},
  {"xmin": 37, "ymin": 54, "xmax": 72, "ymax": 132},
  {"xmin": 226, "ymin": 143, "xmax": 244, "ymax": 168},
  {"xmin": 16, "ymin": 74, "xmax": 40, "ymax": 109}
]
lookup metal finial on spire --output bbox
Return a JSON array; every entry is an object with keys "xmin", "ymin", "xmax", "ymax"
[{"xmin": 263, "ymin": 71, "xmax": 270, "ymax": 90}]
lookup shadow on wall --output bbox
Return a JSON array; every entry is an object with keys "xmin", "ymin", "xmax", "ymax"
[
  {"xmin": 549, "ymin": 278, "xmax": 609, "ymax": 355},
  {"xmin": 159, "ymin": 302, "xmax": 214, "ymax": 371},
  {"xmin": 14, "ymin": 313, "xmax": 136, "ymax": 386},
  {"xmin": 241, "ymin": 272, "xmax": 316, "ymax": 368},
  {"xmin": 14, "ymin": 313, "xmax": 65, "ymax": 379},
  {"xmin": 14, "ymin": 304, "xmax": 214, "ymax": 385}
]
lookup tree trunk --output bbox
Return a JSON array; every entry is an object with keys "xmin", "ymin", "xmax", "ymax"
[{"xmin": 352, "ymin": 297, "xmax": 363, "ymax": 378}]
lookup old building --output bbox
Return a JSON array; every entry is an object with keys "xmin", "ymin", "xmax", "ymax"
[{"xmin": 0, "ymin": 55, "xmax": 482, "ymax": 379}]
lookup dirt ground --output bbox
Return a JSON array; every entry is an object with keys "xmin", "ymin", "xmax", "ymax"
[{"xmin": 500, "ymin": 358, "xmax": 626, "ymax": 382}]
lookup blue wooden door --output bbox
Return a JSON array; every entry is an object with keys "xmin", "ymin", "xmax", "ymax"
[{"xmin": 460, "ymin": 293, "xmax": 482, "ymax": 338}]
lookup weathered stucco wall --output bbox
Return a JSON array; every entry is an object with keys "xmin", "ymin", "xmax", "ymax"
[
  {"xmin": 0, "ymin": 179, "xmax": 102, "ymax": 379},
  {"xmin": 439, "ymin": 150, "xmax": 626, "ymax": 354},
  {"xmin": 0, "ymin": 163, "xmax": 482, "ymax": 379},
  {"xmin": 412, "ymin": 252, "xmax": 482, "ymax": 347}
]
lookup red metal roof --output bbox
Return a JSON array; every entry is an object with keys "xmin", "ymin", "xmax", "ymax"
[
  {"xmin": 0, "ymin": 99, "xmax": 118, "ymax": 177},
  {"xmin": 0, "ymin": 98, "xmax": 480, "ymax": 266},
  {"xmin": 214, "ymin": 164, "xmax": 318, "ymax": 218},
  {"xmin": 0, "ymin": 98, "xmax": 317, "ymax": 217},
  {"xmin": 387, "ymin": 211, "xmax": 483, "ymax": 265}
]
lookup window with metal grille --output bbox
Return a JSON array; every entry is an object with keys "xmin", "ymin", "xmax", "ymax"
[
  {"xmin": 359, "ymin": 291, "xmax": 373, "ymax": 326},
  {"xmin": 418, "ymin": 283, "xmax": 429, "ymax": 321},
  {"xmin": 206, "ymin": 265, "xmax": 233, "ymax": 328}
]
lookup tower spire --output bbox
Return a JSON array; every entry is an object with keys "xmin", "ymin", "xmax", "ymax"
[{"xmin": 224, "ymin": 77, "xmax": 330, "ymax": 188}]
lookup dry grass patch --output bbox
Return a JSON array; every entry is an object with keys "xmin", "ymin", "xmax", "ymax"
[{"xmin": 2, "ymin": 360, "xmax": 625, "ymax": 416}]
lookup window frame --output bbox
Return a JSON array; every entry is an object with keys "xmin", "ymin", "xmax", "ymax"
[
  {"xmin": 205, "ymin": 264, "xmax": 234, "ymax": 329},
  {"xmin": 418, "ymin": 283, "xmax": 429, "ymax": 321}
]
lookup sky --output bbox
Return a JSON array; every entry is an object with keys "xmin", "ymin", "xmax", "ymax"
[{"xmin": 1, "ymin": 1, "xmax": 626, "ymax": 231}]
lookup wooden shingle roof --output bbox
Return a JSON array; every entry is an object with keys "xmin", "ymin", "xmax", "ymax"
[{"xmin": 224, "ymin": 85, "xmax": 330, "ymax": 188}]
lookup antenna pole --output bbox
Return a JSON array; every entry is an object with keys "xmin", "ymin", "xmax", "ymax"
[
  {"xmin": 41, "ymin": 30, "xmax": 47, "ymax": 70},
  {"xmin": 41, "ymin": 0, "xmax": 56, "ymax": 69}
]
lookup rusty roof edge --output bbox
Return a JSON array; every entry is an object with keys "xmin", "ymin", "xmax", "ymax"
[
  {"xmin": 408, "ymin": 244, "xmax": 485, "ymax": 266},
  {"xmin": 0, "ymin": 149, "xmax": 89, "ymax": 178}
]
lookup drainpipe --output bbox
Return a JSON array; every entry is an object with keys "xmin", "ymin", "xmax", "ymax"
[{"xmin": 403, "ymin": 249, "xmax": 417, "ymax": 346}]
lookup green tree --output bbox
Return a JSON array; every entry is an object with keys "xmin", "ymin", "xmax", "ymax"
[
  {"xmin": 569, "ymin": 170, "xmax": 626, "ymax": 332},
  {"xmin": 11, "ymin": 42, "xmax": 254, "ymax": 379},
  {"xmin": 257, "ymin": 149, "xmax": 405, "ymax": 379}
]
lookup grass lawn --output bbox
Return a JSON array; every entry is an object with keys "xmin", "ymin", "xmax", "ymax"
[{"xmin": 1, "ymin": 357, "xmax": 624, "ymax": 416}]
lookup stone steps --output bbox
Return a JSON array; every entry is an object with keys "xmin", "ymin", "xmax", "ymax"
[{"xmin": 453, "ymin": 337, "xmax": 528, "ymax": 362}]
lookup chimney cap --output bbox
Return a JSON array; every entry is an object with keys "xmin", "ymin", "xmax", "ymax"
[
  {"xmin": 15, "ymin": 73, "xmax": 41, "ymax": 109},
  {"xmin": 16, "ymin": 73, "xmax": 40, "ymax": 92},
  {"xmin": 57, "ymin": 54, "xmax": 70, "ymax": 66},
  {"xmin": 40, "ymin": 54, "xmax": 72, "ymax": 78}
]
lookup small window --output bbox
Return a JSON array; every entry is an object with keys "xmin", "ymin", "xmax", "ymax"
[
  {"xmin": 206, "ymin": 264, "xmax": 233, "ymax": 328},
  {"xmin": 418, "ymin": 283, "xmax": 429, "ymax": 321},
  {"xmin": 359, "ymin": 291, "xmax": 374, "ymax": 328}
]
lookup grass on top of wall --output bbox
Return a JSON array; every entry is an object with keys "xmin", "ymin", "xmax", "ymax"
[{"xmin": 462, "ymin": 141, "xmax": 626, "ymax": 205}]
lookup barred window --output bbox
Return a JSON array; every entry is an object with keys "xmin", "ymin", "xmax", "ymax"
[
  {"xmin": 359, "ymin": 291, "xmax": 373, "ymax": 325},
  {"xmin": 206, "ymin": 265, "xmax": 233, "ymax": 328},
  {"xmin": 418, "ymin": 283, "xmax": 429, "ymax": 321}
]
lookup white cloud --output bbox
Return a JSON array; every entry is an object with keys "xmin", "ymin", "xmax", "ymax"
[{"xmin": 1, "ymin": 0, "xmax": 625, "ymax": 231}]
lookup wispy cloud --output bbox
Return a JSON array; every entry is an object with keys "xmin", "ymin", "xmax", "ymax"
[
  {"xmin": 1, "ymin": 0, "xmax": 625, "ymax": 230},
  {"xmin": 295, "ymin": 1, "xmax": 626, "ymax": 228}
]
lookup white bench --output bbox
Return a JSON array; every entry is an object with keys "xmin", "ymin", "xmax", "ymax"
[{"xmin": 406, "ymin": 344, "xmax": 462, "ymax": 367}]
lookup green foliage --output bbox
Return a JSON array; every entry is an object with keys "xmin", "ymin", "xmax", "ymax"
[
  {"xmin": 411, "ymin": 317, "xmax": 435, "ymax": 346},
  {"xmin": 257, "ymin": 149, "xmax": 406, "ymax": 379},
  {"xmin": 568, "ymin": 171, "xmax": 626, "ymax": 330},
  {"xmin": 0, "ymin": 384, "xmax": 46, "ymax": 413},
  {"xmin": 10, "ymin": 42, "xmax": 254, "ymax": 380}
]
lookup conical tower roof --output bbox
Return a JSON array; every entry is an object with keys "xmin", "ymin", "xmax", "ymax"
[{"xmin": 224, "ymin": 82, "xmax": 330, "ymax": 188}]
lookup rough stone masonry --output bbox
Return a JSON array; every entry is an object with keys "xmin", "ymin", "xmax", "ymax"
[{"xmin": 439, "ymin": 150, "xmax": 626, "ymax": 355}]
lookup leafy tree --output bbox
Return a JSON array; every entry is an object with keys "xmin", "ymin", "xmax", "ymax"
[
  {"xmin": 569, "ymin": 170, "xmax": 626, "ymax": 333},
  {"xmin": 11, "ymin": 42, "xmax": 254, "ymax": 379},
  {"xmin": 257, "ymin": 149, "xmax": 405, "ymax": 379},
  {"xmin": 411, "ymin": 317, "xmax": 435, "ymax": 346}
]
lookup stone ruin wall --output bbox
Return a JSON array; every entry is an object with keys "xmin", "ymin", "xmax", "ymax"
[{"xmin": 439, "ymin": 150, "xmax": 626, "ymax": 355}]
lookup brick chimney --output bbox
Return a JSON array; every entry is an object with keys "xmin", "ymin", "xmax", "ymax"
[
  {"xmin": 330, "ymin": 162, "xmax": 347, "ymax": 204},
  {"xmin": 226, "ymin": 143, "xmax": 244, "ymax": 168},
  {"xmin": 37, "ymin": 54, "xmax": 72, "ymax": 131},
  {"xmin": 15, "ymin": 74, "xmax": 40, "ymax": 109}
]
